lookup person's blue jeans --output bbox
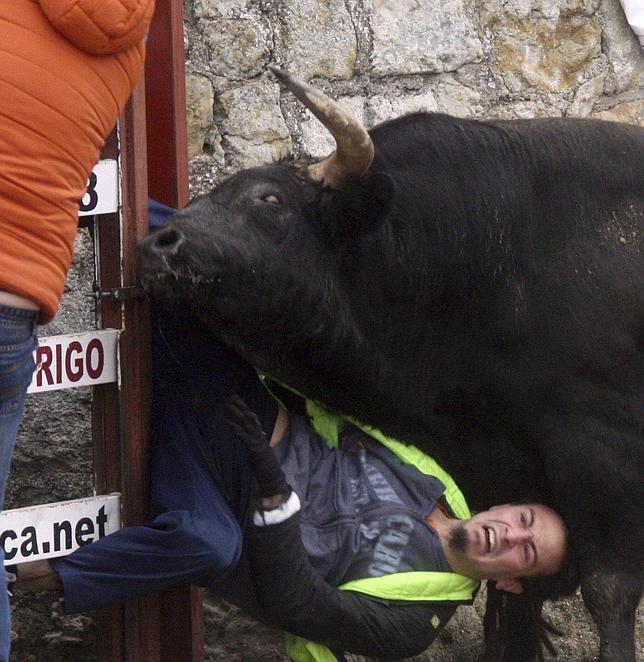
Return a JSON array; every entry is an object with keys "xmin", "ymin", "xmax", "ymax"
[
  {"xmin": 0, "ymin": 305, "xmax": 38, "ymax": 661},
  {"xmin": 52, "ymin": 309, "xmax": 276, "ymax": 614}
]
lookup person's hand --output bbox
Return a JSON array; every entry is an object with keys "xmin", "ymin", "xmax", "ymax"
[
  {"xmin": 223, "ymin": 394, "xmax": 270, "ymax": 452},
  {"xmin": 223, "ymin": 395, "xmax": 289, "ymax": 502}
]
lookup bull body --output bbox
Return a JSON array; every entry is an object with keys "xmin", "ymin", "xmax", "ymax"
[{"xmin": 140, "ymin": 108, "xmax": 643, "ymax": 660}]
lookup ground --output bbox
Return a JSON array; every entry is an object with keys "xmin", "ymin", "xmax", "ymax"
[
  {"xmin": 8, "ymin": 583, "xmax": 643, "ymax": 659},
  {"xmin": 201, "ymin": 586, "xmax": 644, "ymax": 661}
]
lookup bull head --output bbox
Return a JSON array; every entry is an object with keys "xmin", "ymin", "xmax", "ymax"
[{"xmin": 269, "ymin": 65, "xmax": 374, "ymax": 188}]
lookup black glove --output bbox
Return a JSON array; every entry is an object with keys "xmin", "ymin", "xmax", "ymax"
[{"xmin": 223, "ymin": 395, "xmax": 289, "ymax": 499}]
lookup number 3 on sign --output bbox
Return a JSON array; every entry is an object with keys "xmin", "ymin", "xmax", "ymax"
[{"xmin": 78, "ymin": 159, "xmax": 119, "ymax": 217}]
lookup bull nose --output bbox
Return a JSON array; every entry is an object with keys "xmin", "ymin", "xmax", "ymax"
[{"xmin": 149, "ymin": 226, "xmax": 186, "ymax": 256}]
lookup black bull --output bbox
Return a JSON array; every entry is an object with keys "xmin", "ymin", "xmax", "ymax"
[{"xmin": 139, "ymin": 69, "xmax": 643, "ymax": 660}]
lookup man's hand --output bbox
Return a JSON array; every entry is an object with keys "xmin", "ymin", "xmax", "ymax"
[{"xmin": 223, "ymin": 395, "xmax": 289, "ymax": 502}]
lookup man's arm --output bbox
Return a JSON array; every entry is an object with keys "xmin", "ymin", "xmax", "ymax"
[
  {"xmin": 247, "ymin": 510, "xmax": 455, "ymax": 659},
  {"xmin": 224, "ymin": 396, "xmax": 455, "ymax": 658}
]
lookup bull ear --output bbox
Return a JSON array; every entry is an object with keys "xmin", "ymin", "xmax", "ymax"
[{"xmin": 321, "ymin": 171, "xmax": 395, "ymax": 242}]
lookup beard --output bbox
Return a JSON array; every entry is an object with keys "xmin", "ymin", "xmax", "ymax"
[{"xmin": 448, "ymin": 523, "xmax": 469, "ymax": 554}]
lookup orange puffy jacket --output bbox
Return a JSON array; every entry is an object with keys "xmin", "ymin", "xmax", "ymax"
[{"xmin": 0, "ymin": 0, "xmax": 155, "ymax": 322}]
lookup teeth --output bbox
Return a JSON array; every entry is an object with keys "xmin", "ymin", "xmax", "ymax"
[{"xmin": 486, "ymin": 527, "xmax": 496, "ymax": 552}]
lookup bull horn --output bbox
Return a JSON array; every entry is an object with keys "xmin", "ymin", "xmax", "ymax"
[{"xmin": 269, "ymin": 65, "xmax": 374, "ymax": 188}]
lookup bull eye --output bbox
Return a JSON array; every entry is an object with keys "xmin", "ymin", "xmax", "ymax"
[{"xmin": 261, "ymin": 193, "xmax": 282, "ymax": 205}]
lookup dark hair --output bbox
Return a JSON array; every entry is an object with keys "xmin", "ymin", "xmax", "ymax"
[{"xmin": 483, "ymin": 519, "xmax": 580, "ymax": 661}]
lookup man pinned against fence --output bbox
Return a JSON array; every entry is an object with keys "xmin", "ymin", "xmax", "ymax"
[{"xmin": 9, "ymin": 303, "xmax": 573, "ymax": 661}]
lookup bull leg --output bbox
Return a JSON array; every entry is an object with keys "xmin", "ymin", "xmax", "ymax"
[{"xmin": 580, "ymin": 568, "xmax": 642, "ymax": 662}]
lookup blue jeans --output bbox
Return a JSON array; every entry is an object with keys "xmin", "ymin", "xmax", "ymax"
[
  {"xmin": 52, "ymin": 310, "xmax": 276, "ymax": 614},
  {"xmin": 0, "ymin": 305, "xmax": 38, "ymax": 661}
]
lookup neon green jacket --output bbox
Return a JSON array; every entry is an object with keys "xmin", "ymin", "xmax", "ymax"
[{"xmin": 260, "ymin": 391, "xmax": 479, "ymax": 662}]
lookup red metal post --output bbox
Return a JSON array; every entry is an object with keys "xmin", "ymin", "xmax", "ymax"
[
  {"xmin": 144, "ymin": 3, "xmax": 203, "ymax": 661},
  {"xmin": 93, "ymin": 2, "xmax": 199, "ymax": 659},
  {"xmin": 119, "ymin": 78, "xmax": 161, "ymax": 662},
  {"xmin": 94, "ymin": 78, "xmax": 159, "ymax": 661},
  {"xmin": 93, "ymin": 130, "xmax": 127, "ymax": 662},
  {"xmin": 145, "ymin": 0, "xmax": 190, "ymax": 209}
]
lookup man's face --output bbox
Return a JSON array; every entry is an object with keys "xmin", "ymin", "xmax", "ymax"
[{"xmin": 448, "ymin": 504, "xmax": 566, "ymax": 582}]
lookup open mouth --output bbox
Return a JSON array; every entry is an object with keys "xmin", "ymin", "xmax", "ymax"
[{"xmin": 484, "ymin": 526, "xmax": 496, "ymax": 553}]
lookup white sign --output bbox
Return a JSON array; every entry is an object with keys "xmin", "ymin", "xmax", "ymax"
[
  {"xmin": 0, "ymin": 494, "xmax": 121, "ymax": 564},
  {"xmin": 78, "ymin": 159, "xmax": 119, "ymax": 217},
  {"xmin": 28, "ymin": 330, "xmax": 119, "ymax": 393}
]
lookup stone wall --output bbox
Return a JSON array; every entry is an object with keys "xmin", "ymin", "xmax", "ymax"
[
  {"xmin": 8, "ymin": 0, "xmax": 642, "ymax": 660},
  {"xmin": 183, "ymin": 0, "xmax": 641, "ymax": 198}
]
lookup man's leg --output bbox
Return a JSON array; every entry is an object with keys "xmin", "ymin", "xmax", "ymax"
[
  {"xmin": 49, "ymin": 311, "xmax": 277, "ymax": 613},
  {"xmin": 149, "ymin": 309, "xmax": 277, "ymax": 521},
  {"xmin": 0, "ymin": 306, "xmax": 37, "ymax": 658},
  {"xmin": 50, "ymin": 507, "xmax": 242, "ymax": 613},
  {"xmin": 48, "ymin": 375, "xmax": 247, "ymax": 611},
  {"xmin": 0, "ymin": 308, "xmax": 37, "ymax": 500}
]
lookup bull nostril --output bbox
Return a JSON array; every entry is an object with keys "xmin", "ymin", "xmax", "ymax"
[{"xmin": 153, "ymin": 226, "xmax": 185, "ymax": 255}]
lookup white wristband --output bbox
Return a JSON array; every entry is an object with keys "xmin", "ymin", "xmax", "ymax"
[{"xmin": 253, "ymin": 490, "xmax": 301, "ymax": 526}]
